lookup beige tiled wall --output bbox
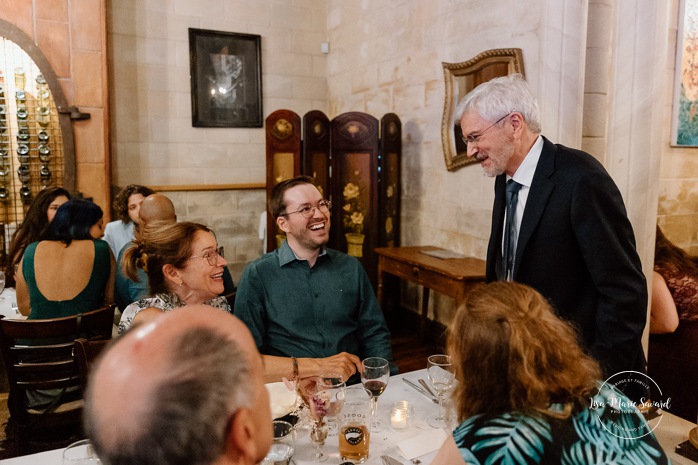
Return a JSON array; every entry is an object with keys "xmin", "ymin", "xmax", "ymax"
[
  {"xmin": 1, "ymin": 0, "xmax": 111, "ymax": 212},
  {"xmin": 658, "ymin": 0, "xmax": 698, "ymax": 255},
  {"xmin": 163, "ymin": 189, "xmax": 266, "ymax": 284},
  {"xmin": 108, "ymin": 0, "xmax": 328, "ymax": 187}
]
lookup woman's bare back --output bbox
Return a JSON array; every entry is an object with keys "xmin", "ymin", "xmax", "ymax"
[{"xmin": 33, "ymin": 240, "xmax": 96, "ymax": 301}]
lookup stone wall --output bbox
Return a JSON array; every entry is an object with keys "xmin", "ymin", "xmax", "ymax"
[
  {"xmin": 658, "ymin": 0, "xmax": 698, "ymax": 255},
  {"xmin": 163, "ymin": 189, "xmax": 266, "ymax": 284},
  {"xmin": 0, "ymin": 0, "xmax": 110, "ymax": 212}
]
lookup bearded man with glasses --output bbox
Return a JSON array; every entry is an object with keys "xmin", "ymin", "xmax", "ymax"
[
  {"xmin": 235, "ymin": 175, "xmax": 394, "ymax": 384},
  {"xmin": 455, "ymin": 74, "xmax": 647, "ymax": 402}
]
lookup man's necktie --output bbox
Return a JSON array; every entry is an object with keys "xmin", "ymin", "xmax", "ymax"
[{"xmin": 502, "ymin": 180, "xmax": 522, "ymax": 281}]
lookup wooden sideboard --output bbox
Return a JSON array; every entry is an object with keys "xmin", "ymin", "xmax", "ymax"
[{"xmin": 375, "ymin": 246, "xmax": 486, "ymax": 337}]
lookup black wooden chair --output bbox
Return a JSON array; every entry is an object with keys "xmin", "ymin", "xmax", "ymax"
[
  {"xmin": 73, "ymin": 337, "xmax": 111, "ymax": 391},
  {"xmin": 0, "ymin": 305, "xmax": 115, "ymax": 450}
]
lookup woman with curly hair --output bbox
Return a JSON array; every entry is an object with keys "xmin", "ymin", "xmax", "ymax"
[
  {"xmin": 432, "ymin": 282, "xmax": 668, "ymax": 464},
  {"xmin": 117, "ymin": 221, "xmax": 230, "ymax": 334},
  {"xmin": 4, "ymin": 186, "xmax": 71, "ymax": 287},
  {"xmin": 103, "ymin": 184, "xmax": 154, "ymax": 258},
  {"xmin": 648, "ymin": 226, "xmax": 698, "ymax": 421}
]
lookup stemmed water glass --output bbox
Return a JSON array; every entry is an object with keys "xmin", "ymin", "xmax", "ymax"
[
  {"xmin": 299, "ymin": 376, "xmax": 330, "ymax": 462},
  {"xmin": 361, "ymin": 357, "xmax": 390, "ymax": 432},
  {"xmin": 427, "ymin": 354, "xmax": 455, "ymax": 428},
  {"xmin": 318, "ymin": 373, "xmax": 346, "ymax": 434}
]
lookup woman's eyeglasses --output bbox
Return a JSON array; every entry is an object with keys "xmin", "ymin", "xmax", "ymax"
[
  {"xmin": 189, "ymin": 246, "xmax": 224, "ymax": 266},
  {"xmin": 281, "ymin": 200, "xmax": 331, "ymax": 219}
]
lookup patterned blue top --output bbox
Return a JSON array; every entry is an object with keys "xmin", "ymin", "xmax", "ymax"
[{"xmin": 453, "ymin": 387, "xmax": 669, "ymax": 464}]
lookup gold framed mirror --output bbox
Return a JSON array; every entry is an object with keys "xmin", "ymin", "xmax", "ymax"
[{"xmin": 441, "ymin": 48, "xmax": 525, "ymax": 171}]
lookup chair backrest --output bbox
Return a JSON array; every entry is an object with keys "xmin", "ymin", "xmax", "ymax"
[
  {"xmin": 0, "ymin": 304, "xmax": 115, "ymax": 429},
  {"xmin": 74, "ymin": 338, "xmax": 111, "ymax": 391}
]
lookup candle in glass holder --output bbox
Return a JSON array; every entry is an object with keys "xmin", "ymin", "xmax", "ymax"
[{"xmin": 390, "ymin": 400, "xmax": 412, "ymax": 429}]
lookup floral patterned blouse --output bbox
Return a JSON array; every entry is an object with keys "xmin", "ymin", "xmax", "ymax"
[
  {"xmin": 453, "ymin": 387, "xmax": 668, "ymax": 464},
  {"xmin": 118, "ymin": 293, "xmax": 231, "ymax": 334}
]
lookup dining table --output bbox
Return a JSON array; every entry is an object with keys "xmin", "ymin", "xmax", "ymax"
[
  {"xmin": 0, "ymin": 369, "xmax": 696, "ymax": 464},
  {"xmin": 0, "ymin": 288, "xmax": 21, "ymax": 320}
]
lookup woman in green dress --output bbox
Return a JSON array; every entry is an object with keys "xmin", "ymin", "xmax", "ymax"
[{"xmin": 15, "ymin": 199, "xmax": 115, "ymax": 318}]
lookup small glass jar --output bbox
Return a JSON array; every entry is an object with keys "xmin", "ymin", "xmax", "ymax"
[
  {"xmin": 40, "ymin": 165, "xmax": 51, "ymax": 183},
  {"xmin": 20, "ymin": 184, "xmax": 32, "ymax": 204},
  {"xmin": 39, "ymin": 144, "xmax": 51, "ymax": 162},
  {"xmin": 16, "ymin": 143, "xmax": 29, "ymax": 156},
  {"xmin": 390, "ymin": 401, "xmax": 414, "ymax": 430},
  {"xmin": 14, "ymin": 67, "xmax": 26, "ymax": 90},
  {"xmin": 17, "ymin": 165, "xmax": 31, "ymax": 183},
  {"xmin": 17, "ymin": 129, "xmax": 30, "ymax": 142},
  {"xmin": 37, "ymin": 106, "xmax": 50, "ymax": 127}
]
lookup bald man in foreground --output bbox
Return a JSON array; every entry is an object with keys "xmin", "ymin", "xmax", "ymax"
[{"xmin": 84, "ymin": 305, "xmax": 273, "ymax": 465}]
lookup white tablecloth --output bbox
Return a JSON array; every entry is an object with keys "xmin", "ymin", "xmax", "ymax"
[
  {"xmin": 1, "ymin": 369, "xmax": 696, "ymax": 464},
  {"xmin": 0, "ymin": 288, "xmax": 21, "ymax": 319}
]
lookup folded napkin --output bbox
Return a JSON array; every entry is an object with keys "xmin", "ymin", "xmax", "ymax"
[
  {"xmin": 265, "ymin": 382, "xmax": 298, "ymax": 420},
  {"xmin": 396, "ymin": 428, "xmax": 448, "ymax": 460}
]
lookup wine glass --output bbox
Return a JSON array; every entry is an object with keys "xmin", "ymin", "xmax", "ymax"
[
  {"xmin": 361, "ymin": 357, "xmax": 390, "ymax": 432},
  {"xmin": 427, "ymin": 354, "xmax": 455, "ymax": 429},
  {"xmin": 298, "ymin": 376, "xmax": 330, "ymax": 462},
  {"xmin": 309, "ymin": 419, "xmax": 329, "ymax": 462},
  {"xmin": 318, "ymin": 373, "xmax": 346, "ymax": 434}
]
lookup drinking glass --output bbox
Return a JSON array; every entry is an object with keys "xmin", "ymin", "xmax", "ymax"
[
  {"xmin": 318, "ymin": 373, "xmax": 345, "ymax": 434},
  {"xmin": 338, "ymin": 386, "xmax": 373, "ymax": 464},
  {"xmin": 298, "ymin": 376, "xmax": 330, "ymax": 462},
  {"xmin": 63, "ymin": 439, "xmax": 102, "ymax": 464},
  {"xmin": 0, "ymin": 270, "xmax": 5, "ymax": 295},
  {"xmin": 427, "ymin": 354, "xmax": 455, "ymax": 429},
  {"xmin": 309, "ymin": 419, "xmax": 329, "ymax": 462},
  {"xmin": 263, "ymin": 420, "xmax": 295, "ymax": 465},
  {"xmin": 361, "ymin": 357, "xmax": 390, "ymax": 432}
]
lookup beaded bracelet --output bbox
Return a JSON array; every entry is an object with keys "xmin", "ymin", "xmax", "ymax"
[{"xmin": 290, "ymin": 356, "xmax": 298, "ymax": 381}]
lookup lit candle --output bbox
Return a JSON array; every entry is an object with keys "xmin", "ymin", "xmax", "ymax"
[
  {"xmin": 391, "ymin": 408, "xmax": 407, "ymax": 429},
  {"xmin": 391, "ymin": 400, "xmax": 412, "ymax": 429}
]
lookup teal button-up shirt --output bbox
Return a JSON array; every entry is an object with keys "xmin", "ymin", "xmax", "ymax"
[{"xmin": 234, "ymin": 241, "xmax": 393, "ymax": 379}]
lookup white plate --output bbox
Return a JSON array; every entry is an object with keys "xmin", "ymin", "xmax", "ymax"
[{"xmin": 266, "ymin": 381, "xmax": 298, "ymax": 419}]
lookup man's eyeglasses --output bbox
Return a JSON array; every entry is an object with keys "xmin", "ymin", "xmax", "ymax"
[
  {"xmin": 462, "ymin": 113, "xmax": 512, "ymax": 148},
  {"xmin": 189, "ymin": 246, "xmax": 224, "ymax": 266},
  {"xmin": 281, "ymin": 200, "xmax": 331, "ymax": 218}
]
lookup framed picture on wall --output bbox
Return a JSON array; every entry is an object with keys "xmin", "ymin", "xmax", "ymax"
[
  {"xmin": 188, "ymin": 28, "xmax": 263, "ymax": 128},
  {"xmin": 672, "ymin": 0, "xmax": 698, "ymax": 146}
]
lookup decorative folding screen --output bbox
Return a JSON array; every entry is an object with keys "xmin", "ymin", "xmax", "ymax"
[
  {"xmin": 265, "ymin": 109, "xmax": 301, "ymax": 250},
  {"xmin": 264, "ymin": 110, "xmax": 401, "ymax": 289}
]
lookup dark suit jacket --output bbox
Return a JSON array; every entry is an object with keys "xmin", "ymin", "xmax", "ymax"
[{"xmin": 486, "ymin": 137, "xmax": 647, "ymax": 379}]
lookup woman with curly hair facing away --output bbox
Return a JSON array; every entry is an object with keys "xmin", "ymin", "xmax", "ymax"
[
  {"xmin": 103, "ymin": 184, "xmax": 154, "ymax": 258},
  {"xmin": 4, "ymin": 186, "xmax": 71, "ymax": 287},
  {"xmin": 117, "ymin": 222, "xmax": 230, "ymax": 334},
  {"xmin": 432, "ymin": 282, "xmax": 668, "ymax": 465}
]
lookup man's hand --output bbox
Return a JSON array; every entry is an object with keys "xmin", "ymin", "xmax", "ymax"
[{"xmin": 315, "ymin": 352, "xmax": 362, "ymax": 381}]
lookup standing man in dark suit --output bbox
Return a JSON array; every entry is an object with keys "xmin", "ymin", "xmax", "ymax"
[{"xmin": 455, "ymin": 74, "xmax": 647, "ymax": 389}]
